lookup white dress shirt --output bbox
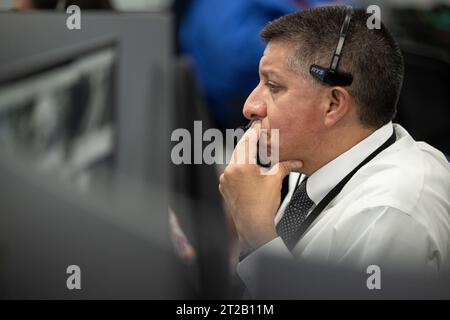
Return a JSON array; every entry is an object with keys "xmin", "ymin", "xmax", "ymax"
[{"xmin": 237, "ymin": 123, "xmax": 450, "ymax": 294}]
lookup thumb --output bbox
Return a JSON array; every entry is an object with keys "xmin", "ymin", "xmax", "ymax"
[{"xmin": 277, "ymin": 160, "xmax": 304, "ymax": 178}]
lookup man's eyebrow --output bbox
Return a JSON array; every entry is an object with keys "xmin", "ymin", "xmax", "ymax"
[{"xmin": 260, "ymin": 68, "xmax": 282, "ymax": 79}]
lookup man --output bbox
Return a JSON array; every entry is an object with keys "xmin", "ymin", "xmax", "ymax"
[{"xmin": 219, "ymin": 6, "xmax": 450, "ymax": 297}]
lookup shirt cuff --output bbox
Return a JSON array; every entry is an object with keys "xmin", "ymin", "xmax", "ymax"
[{"xmin": 236, "ymin": 237, "xmax": 293, "ymax": 297}]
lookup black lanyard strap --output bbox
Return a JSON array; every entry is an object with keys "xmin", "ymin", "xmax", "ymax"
[{"xmin": 285, "ymin": 130, "xmax": 397, "ymax": 251}]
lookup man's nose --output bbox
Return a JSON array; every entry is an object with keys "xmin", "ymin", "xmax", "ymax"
[{"xmin": 243, "ymin": 94, "xmax": 267, "ymax": 120}]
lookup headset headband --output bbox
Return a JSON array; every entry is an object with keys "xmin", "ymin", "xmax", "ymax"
[{"xmin": 309, "ymin": 6, "xmax": 354, "ymax": 86}]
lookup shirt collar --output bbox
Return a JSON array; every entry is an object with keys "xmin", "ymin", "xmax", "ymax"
[{"xmin": 305, "ymin": 122, "xmax": 394, "ymax": 205}]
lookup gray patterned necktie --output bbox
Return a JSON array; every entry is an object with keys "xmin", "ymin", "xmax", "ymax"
[{"xmin": 276, "ymin": 178, "xmax": 315, "ymax": 249}]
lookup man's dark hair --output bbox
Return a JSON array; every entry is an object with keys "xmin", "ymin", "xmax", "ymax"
[{"xmin": 260, "ymin": 6, "xmax": 404, "ymax": 128}]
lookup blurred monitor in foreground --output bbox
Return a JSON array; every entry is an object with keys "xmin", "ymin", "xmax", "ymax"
[
  {"xmin": 0, "ymin": 12, "xmax": 196, "ymax": 299},
  {"xmin": 253, "ymin": 254, "xmax": 450, "ymax": 300},
  {"xmin": 0, "ymin": 45, "xmax": 117, "ymax": 190},
  {"xmin": 0, "ymin": 155, "xmax": 191, "ymax": 299},
  {"xmin": 0, "ymin": 11, "xmax": 173, "ymax": 189}
]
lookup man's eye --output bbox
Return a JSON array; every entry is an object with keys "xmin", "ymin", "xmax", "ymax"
[{"xmin": 265, "ymin": 82, "xmax": 282, "ymax": 93}]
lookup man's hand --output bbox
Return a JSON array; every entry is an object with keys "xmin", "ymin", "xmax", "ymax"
[{"xmin": 219, "ymin": 121, "xmax": 303, "ymax": 251}]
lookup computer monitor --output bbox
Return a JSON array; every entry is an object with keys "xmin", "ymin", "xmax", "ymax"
[
  {"xmin": 0, "ymin": 11, "xmax": 174, "ymax": 188},
  {"xmin": 0, "ymin": 11, "xmax": 191, "ymax": 299},
  {"xmin": 0, "ymin": 155, "xmax": 191, "ymax": 299},
  {"xmin": 0, "ymin": 43, "xmax": 117, "ymax": 190}
]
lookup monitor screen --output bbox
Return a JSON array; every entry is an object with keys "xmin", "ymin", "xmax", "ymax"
[{"xmin": 0, "ymin": 45, "xmax": 117, "ymax": 190}]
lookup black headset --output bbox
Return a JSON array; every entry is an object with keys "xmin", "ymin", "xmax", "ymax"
[{"xmin": 309, "ymin": 6, "xmax": 354, "ymax": 86}]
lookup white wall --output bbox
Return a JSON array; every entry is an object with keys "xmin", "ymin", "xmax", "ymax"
[
  {"xmin": 0, "ymin": 0, "xmax": 13, "ymax": 10},
  {"xmin": 112, "ymin": 0, "xmax": 174, "ymax": 11},
  {"xmin": 368, "ymin": 0, "xmax": 450, "ymax": 9},
  {"xmin": 0, "ymin": 0, "xmax": 174, "ymax": 11}
]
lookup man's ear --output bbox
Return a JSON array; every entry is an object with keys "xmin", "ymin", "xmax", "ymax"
[{"xmin": 323, "ymin": 87, "xmax": 352, "ymax": 128}]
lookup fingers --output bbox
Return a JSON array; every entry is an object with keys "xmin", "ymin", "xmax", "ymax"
[
  {"xmin": 227, "ymin": 121, "xmax": 304, "ymax": 180},
  {"xmin": 248, "ymin": 121, "xmax": 261, "ymax": 161},
  {"xmin": 231, "ymin": 120, "xmax": 261, "ymax": 165},
  {"xmin": 266, "ymin": 160, "xmax": 303, "ymax": 178},
  {"xmin": 279, "ymin": 160, "xmax": 304, "ymax": 177}
]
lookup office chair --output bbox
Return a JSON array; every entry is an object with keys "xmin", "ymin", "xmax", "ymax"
[{"xmin": 396, "ymin": 39, "xmax": 450, "ymax": 157}]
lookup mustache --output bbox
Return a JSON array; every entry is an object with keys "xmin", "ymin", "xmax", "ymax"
[
  {"xmin": 236, "ymin": 120, "xmax": 272, "ymax": 168},
  {"xmin": 237, "ymin": 120, "xmax": 272, "ymax": 143}
]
